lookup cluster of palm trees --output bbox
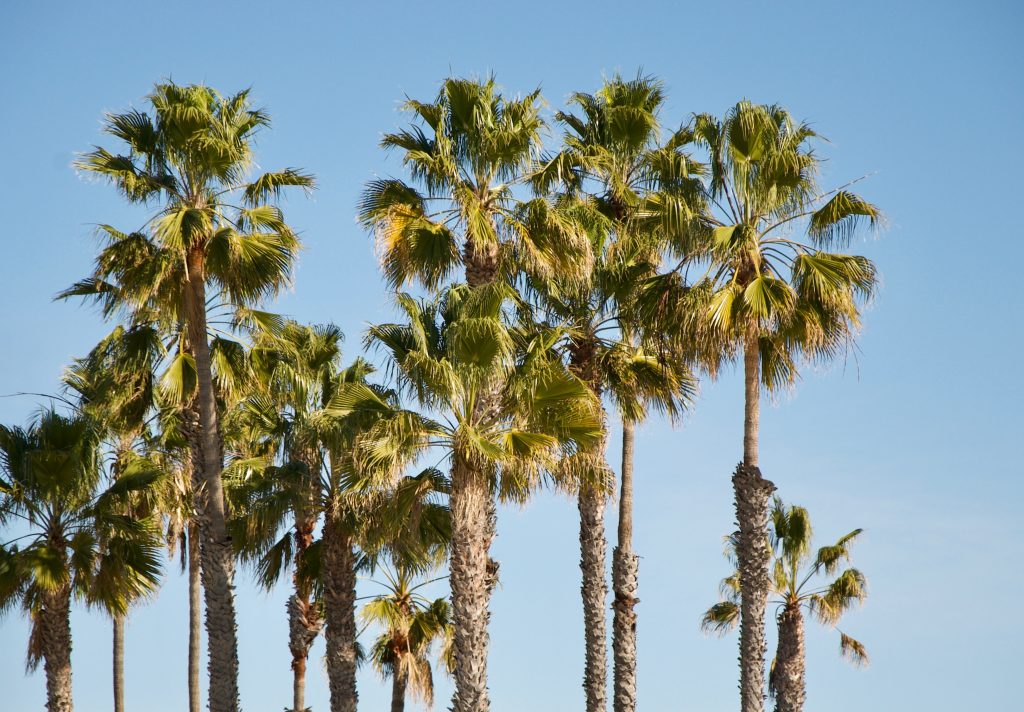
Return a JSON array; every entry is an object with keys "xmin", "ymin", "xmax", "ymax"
[{"xmin": 0, "ymin": 74, "xmax": 879, "ymax": 712}]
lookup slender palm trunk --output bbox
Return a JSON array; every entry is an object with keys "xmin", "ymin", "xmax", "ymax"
[
  {"xmin": 449, "ymin": 450, "xmax": 492, "ymax": 712},
  {"xmin": 187, "ymin": 521, "xmax": 202, "ymax": 712},
  {"xmin": 734, "ymin": 328, "xmax": 775, "ymax": 712},
  {"xmin": 41, "ymin": 586, "xmax": 73, "ymax": 712},
  {"xmin": 612, "ymin": 417, "xmax": 638, "ymax": 712},
  {"xmin": 112, "ymin": 614, "xmax": 125, "ymax": 712},
  {"xmin": 771, "ymin": 602, "xmax": 806, "ymax": 712},
  {"xmin": 185, "ymin": 250, "xmax": 239, "ymax": 712},
  {"xmin": 390, "ymin": 669, "xmax": 408, "ymax": 712},
  {"xmin": 290, "ymin": 505, "xmax": 322, "ymax": 712},
  {"xmin": 323, "ymin": 516, "xmax": 359, "ymax": 712}
]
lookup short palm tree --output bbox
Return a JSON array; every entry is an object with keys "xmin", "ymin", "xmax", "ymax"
[
  {"xmin": 360, "ymin": 568, "xmax": 453, "ymax": 712},
  {"xmin": 74, "ymin": 81, "xmax": 313, "ymax": 712},
  {"xmin": 327, "ymin": 284, "xmax": 601, "ymax": 712},
  {"xmin": 532, "ymin": 74, "xmax": 704, "ymax": 712},
  {"xmin": 62, "ymin": 325, "xmax": 165, "ymax": 712},
  {"xmin": 229, "ymin": 321, "xmax": 343, "ymax": 712},
  {"xmin": 646, "ymin": 101, "xmax": 880, "ymax": 712},
  {"xmin": 702, "ymin": 499, "xmax": 868, "ymax": 712},
  {"xmin": 0, "ymin": 410, "xmax": 162, "ymax": 712}
]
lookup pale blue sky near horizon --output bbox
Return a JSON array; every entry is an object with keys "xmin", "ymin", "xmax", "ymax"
[{"xmin": 1, "ymin": 1, "xmax": 1021, "ymax": 711}]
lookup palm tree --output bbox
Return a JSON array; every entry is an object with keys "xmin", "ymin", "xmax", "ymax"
[
  {"xmin": 74, "ymin": 81, "xmax": 313, "ymax": 712},
  {"xmin": 229, "ymin": 321, "xmax": 342, "ymax": 712},
  {"xmin": 643, "ymin": 101, "xmax": 880, "ymax": 712},
  {"xmin": 327, "ymin": 284, "xmax": 600, "ymax": 712},
  {"xmin": 62, "ymin": 325, "xmax": 165, "ymax": 712},
  {"xmin": 532, "ymin": 75, "xmax": 704, "ymax": 712},
  {"xmin": 361, "ymin": 568, "xmax": 453, "ymax": 712},
  {"xmin": 702, "ymin": 499, "xmax": 869, "ymax": 712},
  {"xmin": 0, "ymin": 410, "xmax": 162, "ymax": 712}
]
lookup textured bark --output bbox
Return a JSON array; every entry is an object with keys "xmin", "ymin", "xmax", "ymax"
[
  {"xmin": 578, "ymin": 485, "xmax": 608, "ymax": 712},
  {"xmin": 40, "ymin": 586, "xmax": 74, "ymax": 712},
  {"xmin": 323, "ymin": 517, "xmax": 359, "ymax": 712},
  {"xmin": 187, "ymin": 522, "xmax": 202, "ymax": 712},
  {"xmin": 290, "ymin": 509, "xmax": 322, "ymax": 712},
  {"xmin": 184, "ymin": 250, "xmax": 240, "ymax": 712},
  {"xmin": 390, "ymin": 668, "xmax": 408, "ymax": 712},
  {"xmin": 733, "ymin": 464, "xmax": 776, "ymax": 712},
  {"xmin": 463, "ymin": 239, "xmax": 500, "ymax": 288},
  {"xmin": 612, "ymin": 417, "xmax": 638, "ymax": 712},
  {"xmin": 449, "ymin": 451, "xmax": 492, "ymax": 712},
  {"xmin": 771, "ymin": 602, "xmax": 806, "ymax": 712},
  {"xmin": 112, "ymin": 614, "xmax": 125, "ymax": 712},
  {"xmin": 569, "ymin": 339, "xmax": 609, "ymax": 712}
]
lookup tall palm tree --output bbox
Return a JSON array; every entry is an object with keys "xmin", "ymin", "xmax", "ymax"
[
  {"xmin": 361, "ymin": 568, "xmax": 453, "ymax": 712},
  {"xmin": 359, "ymin": 77, "xmax": 590, "ymax": 712},
  {"xmin": 702, "ymin": 499, "xmax": 869, "ymax": 712},
  {"xmin": 644, "ymin": 101, "xmax": 880, "ymax": 712},
  {"xmin": 62, "ymin": 325, "xmax": 165, "ymax": 712},
  {"xmin": 327, "ymin": 284, "xmax": 600, "ymax": 712},
  {"xmin": 0, "ymin": 410, "xmax": 162, "ymax": 712},
  {"xmin": 74, "ymin": 81, "xmax": 313, "ymax": 712},
  {"xmin": 229, "ymin": 321, "xmax": 343, "ymax": 712},
  {"xmin": 533, "ymin": 75, "xmax": 704, "ymax": 712}
]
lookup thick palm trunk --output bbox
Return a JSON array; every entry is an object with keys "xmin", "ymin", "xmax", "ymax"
[
  {"xmin": 449, "ymin": 451, "xmax": 492, "ymax": 712},
  {"xmin": 570, "ymin": 344, "xmax": 609, "ymax": 712},
  {"xmin": 390, "ymin": 669, "xmax": 408, "ymax": 712},
  {"xmin": 290, "ymin": 509, "xmax": 322, "ymax": 712},
  {"xmin": 612, "ymin": 417, "xmax": 638, "ymax": 712},
  {"xmin": 185, "ymin": 251, "xmax": 240, "ymax": 712},
  {"xmin": 323, "ymin": 516, "xmax": 359, "ymax": 712},
  {"xmin": 41, "ymin": 586, "xmax": 74, "ymax": 712},
  {"xmin": 188, "ymin": 521, "xmax": 202, "ymax": 712},
  {"xmin": 112, "ymin": 614, "xmax": 125, "ymax": 712},
  {"xmin": 771, "ymin": 602, "xmax": 806, "ymax": 712},
  {"xmin": 578, "ymin": 484, "xmax": 608, "ymax": 712}
]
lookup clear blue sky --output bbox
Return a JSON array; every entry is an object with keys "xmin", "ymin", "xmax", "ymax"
[{"xmin": 1, "ymin": 1, "xmax": 1021, "ymax": 710}]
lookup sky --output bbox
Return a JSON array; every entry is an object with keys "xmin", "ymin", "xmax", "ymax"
[{"xmin": 1, "ymin": 1, "xmax": 1021, "ymax": 710}]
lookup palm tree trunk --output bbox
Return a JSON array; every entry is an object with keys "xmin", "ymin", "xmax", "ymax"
[
  {"xmin": 112, "ymin": 614, "xmax": 125, "ymax": 712},
  {"xmin": 323, "ymin": 516, "xmax": 359, "ymax": 712},
  {"xmin": 390, "ymin": 669, "xmax": 408, "ymax": 712},
  {"xmin": 734, "ymin": 328, "xmax": 775, "ymax": 712},
  {"xmin": 290, "ymin": 512, "xmax": 322, "ymax": 712},
  {"xmin": 570, "ymin": 344, "xmax": 609, "ymax": 712},
  {"xmin": 450, "ymin": 450, "xmax": 492, "ymax": 712},
  {"xmin": 612, "ymin": 417, "xmax": 638, "ymax": 712},
  {"xmin": 41, "ymin": 586, "xmax": 74, "ymax": 712},
  {"xmin": 771, "ymin": 602, "xmax": 806, "ymax": 712},
  {"xmin": 448, "ymin": 242, "xmax": 501, "ymax": 712},
  {"xmin": 188, "ymin": 521, "xmax": 202, "ymax": 712},
  {"xmin": 185, "ymin": 251, "xmax": 240, "ymax": 712}
]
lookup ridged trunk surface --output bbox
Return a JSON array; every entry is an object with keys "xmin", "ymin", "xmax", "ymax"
[
  {"xmin": 449, "ymin": 451, "xmax": 492, "ymax": 712},
  {"xmin": 41, "ymin": 586, "xmax": 73, "ymax": 712},
  {"xmin": 733, "ymin": 464, "xmax": 776, "ymax": 712},
  {"xmin": 612, "ymin": 417, "xmax": 638, "ymax": 712},
  {"xmin": 735, "ymin": 327, "xmax": 775, "ymax": 712},
  {"xmin": 771, "ymin": 602, "xmax": 806, "ymax": 712},
  {"xmin": 290, "ymin": 508, "xmax": 322, "ymax": 712},
  {"xmin": 185, "ymin": 250, "xmax": 240, "ymax": 712},
  {"xmin": 322, "ymin": 517, "xmax": 359, "ymax": 712},
  {"xmin": 570, "ymin": 339, "xmax": 609, "ymax": 712},
  {"xmin": 112, "ymin": 614, "xmax": 125, "ymax": 712},
  {"xmin": 187, "ymin": 521, "xmax": 202, "ymax": 712}
]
